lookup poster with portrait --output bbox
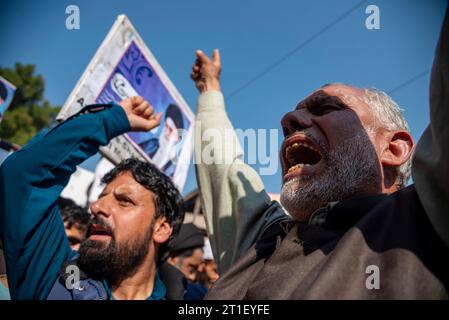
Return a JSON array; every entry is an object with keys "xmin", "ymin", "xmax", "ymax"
[
  {"xmin": 0, "ymin": 76, "xmax": 16, "ymax": 123},
  {"xmin": 96, "ymin": 41, "xmax": 191, "ymax": 180},
  {"xmin": 57, "ymin": 15, "xmax": 194, "ymax": 191}
]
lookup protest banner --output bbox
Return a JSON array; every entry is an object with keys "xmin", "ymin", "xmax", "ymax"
[
  {"xmin": 61, "ymin": 167, "xmax": 95, "ymax": 207},
  {"xmin": 58, "ymin": 15, "xmax": 194, "ymax": 191}
]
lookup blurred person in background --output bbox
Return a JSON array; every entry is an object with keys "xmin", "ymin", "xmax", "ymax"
[
  {"xmin": 58, "ymin": 198, "xmax": 90, "ymax": 251},
  {"xmin": 198, "ymin": 238, "xmax": 219, "ymax": 289},
  {"xmin": 168, "ymin": 223, "xmax": 208, "ymax": 299}
]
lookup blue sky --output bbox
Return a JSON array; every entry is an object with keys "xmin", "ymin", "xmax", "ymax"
[{"xmin": 0, "ymin": 0, "xmax": 446, "ymax": 195}]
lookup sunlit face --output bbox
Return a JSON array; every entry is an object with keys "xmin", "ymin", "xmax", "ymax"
[
  {"xmin": 280, "ymin": 84, "xmax": 385, "ymax": 221},
  {"xmin": 78, "ymin": 171, "xmax": 158, "ymax": 278},
  {"xmin": 88, "ymin": 171, "xmax": 156, "ymax": 246}
]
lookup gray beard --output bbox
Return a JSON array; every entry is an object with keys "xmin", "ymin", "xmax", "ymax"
[{"xmin": 280, "ymin": 133, "xmax": 380, "ymax": 222}]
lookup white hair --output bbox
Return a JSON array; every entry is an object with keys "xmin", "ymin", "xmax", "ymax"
[
  {"xmin": 361, "ymin": 88, "xmax": 411, "ymax": 189},
  {"xmin": 321, "ymin": 84, "xmax": 412, "ymax": 189}
]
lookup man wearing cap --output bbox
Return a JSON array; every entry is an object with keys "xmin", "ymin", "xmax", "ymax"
[{"xmin": 168, "ymin": 223, "xmax": 208, "ymax": 299}]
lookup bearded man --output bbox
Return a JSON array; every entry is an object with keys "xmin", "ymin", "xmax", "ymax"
[
  {"xmin": 0, "ymin": 96, "xmax": 188, "ymax": 300},
  {"xmin": 190, "ymin": 7, "xmax": 449, "ymax": 299}
]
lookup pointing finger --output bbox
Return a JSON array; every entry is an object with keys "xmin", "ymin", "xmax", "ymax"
[
  {"xmin": 195, "ymin": 50, "xmax": 210, "ymax": 64},
  {"xmin": 212, "ymin": 49, "xmax": 220, "ymax": 65}
]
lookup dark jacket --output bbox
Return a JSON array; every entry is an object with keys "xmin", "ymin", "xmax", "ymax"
[{"xmin": 206, "ymin": 186, "xmax": 449, "ymax": 299}]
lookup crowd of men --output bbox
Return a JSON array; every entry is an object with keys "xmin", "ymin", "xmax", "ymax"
[{"xmin": 0, "ymin": 7, "xmax": 448, "ymax": 300}]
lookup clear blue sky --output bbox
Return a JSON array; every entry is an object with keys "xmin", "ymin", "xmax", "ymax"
[{"xmin": 0, "ymin": 0, "xmax": 446, "ymax": 195}]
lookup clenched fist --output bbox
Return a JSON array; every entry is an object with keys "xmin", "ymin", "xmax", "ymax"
[
  {"xmin": 118, "ymin": 96, "xmax": 162, "ymax": 132},
  {"xmin": 190, "ymin": 49, "xmax": 222, "ymax": 93}
]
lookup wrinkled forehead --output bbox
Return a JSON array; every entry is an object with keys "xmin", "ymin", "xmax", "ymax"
[{"xmin": 295, "ymin": 84, "xmax": 375, "ymax": 123}]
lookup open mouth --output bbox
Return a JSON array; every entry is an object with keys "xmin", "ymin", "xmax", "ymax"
[
  {"xmin": 88, "ymin": 224, "xmax": 112, "ymax": 238},
  {"xmin": 283, "ymin": 137, "xmax": 323, "ymax": 176}
]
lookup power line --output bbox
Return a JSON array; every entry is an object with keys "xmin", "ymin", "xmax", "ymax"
[
  {"xmin": 225, "ymin": 0, "xmax": 369, "ymax": 101},
  {"xmin": 387, "ymin": 69, "xmax": 431, "ymax": 94}
]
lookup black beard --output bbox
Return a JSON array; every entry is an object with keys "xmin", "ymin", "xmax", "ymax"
[{"xmin": 77, "ymin": 218, "xmax": 153, "ymax": 284}]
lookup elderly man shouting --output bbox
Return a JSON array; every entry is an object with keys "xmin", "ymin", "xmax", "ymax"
[{"xmin": 191, "ymin": 7, "xmax": 449, "ymax": 299}]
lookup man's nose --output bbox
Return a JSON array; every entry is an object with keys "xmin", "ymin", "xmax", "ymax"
[
  {"xmin": 90, "ymin": 197, "xmax": 112, "ymax": 218},
  {"xmin": 280, "ymin": 109, "xmax": 314, "ymax": 137}
]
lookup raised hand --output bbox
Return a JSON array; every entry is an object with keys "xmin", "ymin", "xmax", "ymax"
[
  {"xmin": 191, "ymin": 49, "xmax": 222, "ymax": 93},
  {"xmin": 118, "ymin": 96, "xmax": 162, "ymax": 132}
]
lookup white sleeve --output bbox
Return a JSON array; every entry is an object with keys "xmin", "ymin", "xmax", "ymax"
[{"xmin": 194, "ymin": 90, "xmax": 288, "ymax": 274}]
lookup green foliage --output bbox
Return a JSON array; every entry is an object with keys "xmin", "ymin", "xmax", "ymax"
[{"xmin": 0, "ymin": 63, "xmax": 60, "ymax": 145}]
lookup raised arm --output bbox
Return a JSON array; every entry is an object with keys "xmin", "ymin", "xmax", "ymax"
[
  {"xmin": 0, "ymin": 97, "xmax": 161, "ymax": 299},
  {"xmin": 191, "ymin": 50, "xmax": 288, "ymax": 274},
  {"xmin": 412, "ymin": 6, "xmax": 449, "ymax": 248}
]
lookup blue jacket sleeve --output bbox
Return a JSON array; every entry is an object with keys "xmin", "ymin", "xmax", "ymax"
[{"xmin": 0, "ymin": 104, "xmax": 130, "ymax": 300}]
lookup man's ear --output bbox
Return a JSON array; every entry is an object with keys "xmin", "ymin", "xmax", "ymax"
[
  {"xmin": 381, "ymin": 130, "xmax": 414, "ymax": 168},
  {"xmin": 152, "ymin": 217, "xmax": 173, "ymax": 245}
]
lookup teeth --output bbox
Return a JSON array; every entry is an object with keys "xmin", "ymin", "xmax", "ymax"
[
  {"xmin": 285, "ymin": 140, "xmax": 320, "ymax": 167},
  {"xmin": 287, "ymin": 163, "xmax": 309, "ymax": 173},
  {"xmin": 286, "ymin": 146, "xmax": 295, "ymax": 165},
  {"xmin": 288, "ymin": 141, "xmax": 318, "ymax": 153},
  {"xmin": 284, "ymin": 139, "xmax": 323, "ymax": 175}
]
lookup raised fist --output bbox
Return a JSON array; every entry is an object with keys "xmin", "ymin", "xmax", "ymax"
[{"xmin": 118, "ymin": 96, "xmax": 162, "ymax": 132}]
